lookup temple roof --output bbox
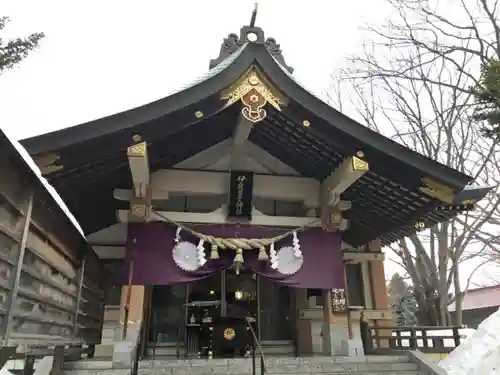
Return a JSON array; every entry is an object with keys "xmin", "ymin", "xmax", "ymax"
[
  {"xmin": 19, "ymin": 19, "xmax": 490, "ymax": 246},
  {"xmin": 0, "ymin": 129, "xmax": 89, "ymax": 255}
]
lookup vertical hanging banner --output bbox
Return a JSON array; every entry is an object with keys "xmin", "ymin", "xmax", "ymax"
[{"xmin": 227, "ymin": 171, "xmax": 254, "ymax": 220}]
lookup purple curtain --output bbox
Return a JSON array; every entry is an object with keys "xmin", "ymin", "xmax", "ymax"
[{"xmin": 123, "ymin": 222, "xmax": 344, "ymax": 290}]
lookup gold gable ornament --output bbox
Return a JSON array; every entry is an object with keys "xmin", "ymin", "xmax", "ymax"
[{"xmin": 221, "ymin": 69, "xmax": 286, "ymax": 123}]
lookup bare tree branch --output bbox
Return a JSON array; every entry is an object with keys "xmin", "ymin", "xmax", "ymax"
[{"xmin": 328, "ymin": 0, "xmax": 500, "ymax": 325}]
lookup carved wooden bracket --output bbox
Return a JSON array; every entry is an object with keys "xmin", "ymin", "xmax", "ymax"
[{"xmin": 320, "ymin": 155, "xmax": 368, "ymax": 231}]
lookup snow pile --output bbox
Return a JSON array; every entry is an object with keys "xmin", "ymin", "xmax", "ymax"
[
  {"xmin": 2, "ymin": 129, "xmax": 85, "ymax": 237},
  {"xmin": 440, "ymin": 308, "xmax": 500, "ymax": 375}
]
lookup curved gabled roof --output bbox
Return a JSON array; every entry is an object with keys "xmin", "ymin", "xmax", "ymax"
[
  {"xmin": 22, "ymin": 41, "xmax": 471, "ymax": 189},
  {"xmin": 19, "ymin": 24, "xmax": 481, "ymax": 245}
]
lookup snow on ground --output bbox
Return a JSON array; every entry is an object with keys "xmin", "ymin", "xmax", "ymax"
[
  {"xmin": 2, "ymin": 128, "xmax": 85, "ymax": 237},
  {"xmin": 440, "ymin": 308, "xmax": 500, "ymax": 374}
]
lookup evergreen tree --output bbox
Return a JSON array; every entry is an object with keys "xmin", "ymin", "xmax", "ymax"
[
  {"xmin": 387, "ymin": 273, "xmax": 418, "ymax": 326},
  {"xmin": 0, "ymin": 16, "xmax": 44, "ymax": 74},
  {"xmin": 473, "ymin": 59, "xmax": 500, "ymax": 140}
]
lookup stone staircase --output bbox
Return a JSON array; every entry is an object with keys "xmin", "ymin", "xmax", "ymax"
[
  {"xmin": 62, "ymin": 354, "xmax": 430, "ymax": 375},
  {"xmin": 146, "ymin": 340, "xmax": 295, "ymax": 358}
]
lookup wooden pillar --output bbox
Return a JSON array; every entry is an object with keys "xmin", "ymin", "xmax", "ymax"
[
  {"xmin": 119, "ymin": 285, "xmax": 145, "ymax": 340},
  {"xmin": 295, "ymin": 289, "xmax": 313, "ymax": 355},
  {"xmin": 120, "ymin": 285, "xmax": 145, "ymax": 324},
  {"xmin": 322, "ymin": 290, "xmax": 334, "ymax": 354},
  {"xmin": 367, "ymin": 238, "xmax": 391, "ymax": 348},
  {"xmin": 367, "ymin": 239, "xmax": 389, "ymax": 310}
]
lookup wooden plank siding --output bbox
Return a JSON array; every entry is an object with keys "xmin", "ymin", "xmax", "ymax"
[{"xmin": 0, "ymin": 133, "xmax": 105, "ymax": 348}]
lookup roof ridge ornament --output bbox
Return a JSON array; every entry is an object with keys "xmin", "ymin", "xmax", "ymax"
[
  {"xmin": 209, "ymin": 4, "xmax": 294, "ymax": 74},
  {"xmin": 250, "ymin": 1, "xmax": 259, "ymax": 28}
]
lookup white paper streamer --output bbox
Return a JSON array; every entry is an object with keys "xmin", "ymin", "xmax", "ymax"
[
  {"xmin": 197, "ymin": 239, "xmax": 207, "ymax": 266},
  {"xmin": 174, "ymin": 227, "xmax": 182, "ymax": 243},
  {"xmin": 292, "ymin": 231, "xmax": 302, "ymax": 258}
]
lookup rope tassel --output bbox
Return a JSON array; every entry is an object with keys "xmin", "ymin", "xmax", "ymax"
[
  {"xmin": 233, "ymin": 248, "xmax": 244, "ymax": 275},
  {"xmin": 210, "ymin": 245, "xmax": 219, "ymax": 260},
  {"xmin": 233, "ymin": 248, "xmax": 244, "ymax": 263},
  {"xmin": 258, "ymin": 246, "xmax": 268, "ymax": 261}
]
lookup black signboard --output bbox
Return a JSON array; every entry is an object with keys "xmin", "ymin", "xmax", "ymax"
[{"xmin": 227, "ymin": 170, "xmax": 254, "ymax": 220}]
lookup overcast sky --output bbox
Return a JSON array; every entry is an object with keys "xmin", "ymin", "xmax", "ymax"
[
  {"xmin": 0, "ymin": 0, "xmax": 390, "ymax": 139},
  {"xmin": 1, "ymin": 0, "xmax": 497, "ymax": 285}
]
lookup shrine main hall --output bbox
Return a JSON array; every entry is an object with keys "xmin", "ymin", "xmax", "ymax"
[{"xmin": 19, "ymin": 12, "xmax": 489, "ymax": 360}]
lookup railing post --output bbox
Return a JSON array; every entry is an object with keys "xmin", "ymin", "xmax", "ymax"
[
  {"xmin": 359, "ymin": 313, "xmax": 373, "ymax": 354},
  {"xmin": 87, "ymin": 344, "xmax": 95, "ymax": 359},
  {"xmin": 395, "ymin": 330, "xmax": 402, "ymax": 349},
  {"xmin": 1, "ymin": 192, "xmax": 34, "ymax": 345},
  {"xmin": 51, "ymin": 345, "xmax": 65, "ymax": 375},
  {"xmin": 452, "ymin": 327, "xmax": 461, "ymax": 348},
  {"xmin": 422, "ymin": 328, "xmax": 428, "ymax": 349},
  {"xmin": 0, "ymin": 347, "xmax": 17, "ymax": 370},
  {"xmin": 410, "ymin": 328, "xmax": 417, "ymax": 349},
  {"xmin": 72, "ymin": 254, "xmax": 87, "ymax": 339},
  {"xmin": 23, "ymin": 355, "xmax": 35, "ymax": 375}
]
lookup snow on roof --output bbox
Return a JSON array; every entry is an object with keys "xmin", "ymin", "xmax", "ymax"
[{"xmin": 2, "ymin": 128, "xmax": 85, "ymax": 238}]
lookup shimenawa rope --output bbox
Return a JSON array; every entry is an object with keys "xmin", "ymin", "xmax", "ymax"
[{"xmin": 152, "ymin": 209, "xmax": 319, "ymax": 251}]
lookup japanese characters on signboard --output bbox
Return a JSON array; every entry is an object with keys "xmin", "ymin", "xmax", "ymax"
[{"xmin": 227, "ymin": 171, "xmax": 254, "ymax": 220}]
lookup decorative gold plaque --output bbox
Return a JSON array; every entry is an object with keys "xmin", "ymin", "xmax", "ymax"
[
  {"xmin": 352, "ymin": 156, "xmax": 369, "ymax": 172},
  {"xmin": 127, "ymin": 142, "xmax": 147, "ymax": 157},
  {"xmin": 221, "ymin": 69, "xmax": 286, "ymax": 123}
]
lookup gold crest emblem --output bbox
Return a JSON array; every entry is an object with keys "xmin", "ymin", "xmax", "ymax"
[{"xmin": 223, "ymin": 327, "xmax": 236, "ymax": 340}]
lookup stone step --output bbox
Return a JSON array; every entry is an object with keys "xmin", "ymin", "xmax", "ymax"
[
  {"xmin": 63, "ymin": 355, "xmax": 424, "ymax": 375},
  {"xmin": 146, "ymin": 341, "xmax": 295, "ymax": 358}
]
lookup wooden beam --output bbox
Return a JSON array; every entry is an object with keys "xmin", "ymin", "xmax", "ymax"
[
  {"xmin": 204, "ymin": 154, "xmax": 272, "ymax": 174},
  {"xmin": 174, "ymin": 140, "xmax": 232, "ymax": 169},
  {"xmin": 343, "ymin": 251, "xmax": 385, "ymax": 262},
  {"xmin": 320, "ymin": 156, "xmax": 368, "ymax": 231},
  {"xmin": 244, "ymin": 142, "xmax": 299, "ymax": 175},
  {"xmin": 92, "ymin": 245, "xmax": 125, "ymax": 259},
  {"xmin": 322, "ymin": 156, "xmax": 369, "ymax": 201},
  {"xmin": 231, "ymin": 116, "xmax": 254, "ymax": 170},
  {"xmin": 127, "ymin": 141, "xmax": 149, "ymax": 198},
  {"xmin": 173, "ymin": 139, "xmax": 299, "ymax": 175},
  {"xmin": 233, "ymin": 117, "xmax": 254, "ymax": 148},
  {"xmin": 116, "ymin": 205, "xmax": 321, "ymax": 228},
  {"xmin": 350, "ymin": 310, "xmax": 393, "ymax": 321},
  {"xmin": 115, "ymin": 169, "xmax": 321, "ymax": 206}
]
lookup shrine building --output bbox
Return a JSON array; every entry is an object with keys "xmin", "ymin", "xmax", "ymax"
[{"xmin": 19, "ymin": 11, "xmax": 490, "ymax": 360}]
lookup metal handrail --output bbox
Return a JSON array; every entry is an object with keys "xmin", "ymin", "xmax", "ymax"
[
  {"xmin": 131, "ymin": 321, "xmax": 143, "ymax": 375},
  {"xmin": 246, "ymin": 320, "xmax": 265, "ymax": 375}
]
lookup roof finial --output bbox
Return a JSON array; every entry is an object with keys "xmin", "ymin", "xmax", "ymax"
[{"xmin": 250, "ymin": 1, "xmax": 259, "ymax": 27}]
